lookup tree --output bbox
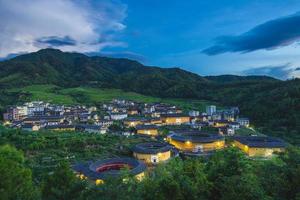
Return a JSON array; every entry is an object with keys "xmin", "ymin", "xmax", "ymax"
[
  {"xmin": 206, "ymin": 147, "xmax": 252, "ymax": 200},
  {"xmin": 277, "ymin": 147, "xmax": 300, "ymax": 200},
  {"xmin": 138, "ymin": 158, "xmax": 211, "ymax": 200},
  {"xmin": 0, "ymin": 144, "xmax": 38, "ymax": 200},
  {"xmin": 41, "ymin": 161, "xmax": 86, "ymax": 200},
  {"xmin": 219, "ymin": 173, "xmax": 267, "ymax": 200}
]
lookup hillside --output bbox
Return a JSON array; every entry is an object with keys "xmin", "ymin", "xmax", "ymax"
[
  {"xmin": 205, "ymin": 74, "xmax": 279, "ymax": 83},
  {"xmin": 3, "ymin": 84, "xmax": 213, "ymax": 112},
  {"xmin": 0, "ymin": 48, "xmax": 209, "ymax": 98},
  {"xmin": 0, "ymin": 49, "xmax": 299, "ymax": 144}
]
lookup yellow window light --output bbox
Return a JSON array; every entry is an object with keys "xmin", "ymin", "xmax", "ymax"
[
  {"xmin": 79, "ymin": 174, "xmax": 86, "ymax": 180},
  {"xmin": 95, "ymin": 179, "xmax": 104, "ymax": 185}
]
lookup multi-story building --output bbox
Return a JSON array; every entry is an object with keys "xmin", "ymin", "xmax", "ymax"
[
  {"xmin": 237, "ymin": 118, "xmax": 250, "ymax": 127},
  {"xmin": 206, "ymin": 105, "xmax": 216, "ymax": 116},
  {"xmin": 161, "ymin": 114, "xmax": 190, "ymax": 125},
  {"xmin": 189, "ymin": 110, "xmax": 200, "ymax": 117},
  {"xmin": 136, "ymin": 125, "xmax": 158, "ymax": 136}
]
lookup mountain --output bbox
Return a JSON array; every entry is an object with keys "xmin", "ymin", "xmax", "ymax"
[
  {"xmin": 0, "ymin": 48, "xmax": 209, "ymax": 98},
  {"xmin": 205, "ymin": 74, "xmax": 278, "ymax": 83},
  {"xmin": 0, "ymin": 48, "xmax": 299, "ymax": 144}
]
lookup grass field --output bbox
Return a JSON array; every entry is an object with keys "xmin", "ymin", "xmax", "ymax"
[
  {"xmin": 235, "ymin": 127, "xmax": 265, "ymax": 136},
  {"xmin": 8, "ymin": 84, "xmax": 217, "ymax": 112}
]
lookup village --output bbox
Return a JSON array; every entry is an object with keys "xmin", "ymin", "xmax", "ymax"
[
  {"xmin": 2, "ymin": 99, "xmax": 287, "ymax": 184},
  {"xmin": 3, "ymin": 99, "xmax": 249, "ymax": 135}
]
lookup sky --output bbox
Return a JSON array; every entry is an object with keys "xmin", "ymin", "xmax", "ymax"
[{"xmin": 1, "ymin": 0, "xmax": 300, "ymax": 79}]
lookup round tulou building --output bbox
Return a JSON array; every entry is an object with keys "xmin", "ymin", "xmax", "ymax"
[
  {"xmin": 132, "ymin": 142, "xmax": 173, "ymax": 165},
  {"xmin": 167, "ymin": 130, "xmax": 225, "ymax": 154},
  {"xmin": 73, "ymin": 157, "xmax": 146, "ymax": 184}
]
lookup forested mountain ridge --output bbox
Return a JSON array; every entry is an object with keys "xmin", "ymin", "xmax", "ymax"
[
  {"xmin": 0, "ymin": 48, "xmax": 209, "ymax": 98},
  {"xmin": 0, "ymin": 48, "xmax": 299, "ymax": 143}
]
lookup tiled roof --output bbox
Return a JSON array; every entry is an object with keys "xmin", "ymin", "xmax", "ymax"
[
  {"xmin": 136, "ymin": 124, "xmax": 158, "ymax": 130},
  {"xmin": 24, "ymin": 116, "xmax": 63, "ymax": 121},
  {"xmin": 160, "ymin": 113, "xmax": 189, "ymax": 118},
  {"xmin": 169, "ymin": 131, "xmax": 224, "ymax": 143},
  {"xmin": 132, "ymin": 142, "xmax": 172, "ymax": 154},
  {"xmin": 72, "ymin": 158, "xmax": 146, "ymax": 181},
  {"xmin": 233, "ymin": 136, "xmax": 286, "ymax": 148},
  {"xmin": 45, "ymin": 124, "xmax": 75, "ymax": 129}
]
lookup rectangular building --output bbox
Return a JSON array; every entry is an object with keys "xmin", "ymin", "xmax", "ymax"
[
  {"xmin": 206, "ymin": 105, "xmax": 216, "ymax": 116},
  {"xmin": 233, "ymin": 136, "xmax": 286, "ymax": 157},
  {"xmin": 161, "ymin": 114, "xmax": 190, "ymax": 125}
]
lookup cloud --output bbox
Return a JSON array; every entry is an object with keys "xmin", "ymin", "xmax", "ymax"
[
  {"xmin": 36, "ymin": 36, "xmax": 77, "ymax": 47},
  {"xmin": 202, "ymin": 12, "xmax": 300, "ymax": 55},
  {"xmin": 0, "ymin": 0, "xmax": 127, "ymax": 58},
  {"xmin": 242, "ymin": 64, "xmax": 300, "ymax": 80}
]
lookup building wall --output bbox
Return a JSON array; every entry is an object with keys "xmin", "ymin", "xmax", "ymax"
[
  {"xmin": 128, "ymin": 110, "xmax": 138, "ymax": 115},
  {"xmin": 213, "ymin": 122, "xmax": 229, "ymax": 128},
  {"xmin": 133, "ymin": 151, "xmax": 171, "ymax": 164},
  {"xmin": 233, "ymin": 140, "xmax": 285, "ymax": 157},
  {"xmin": 77, "ymin": 171, "xmax": 145, "ymax": 185},
  {"xmin": 124, "ymin": 121, "xmax": 142, "ymax": 127},
  {"xmin": 134, "ymin": 172, "xmax": 145, "ymax": 181},
  {"xmin": 137, "ymin": 129, "xmax": 158, "ymax": 136},
  {"xmin": 50, "ymin": 127, "xmax": 76, "ymax": 131},
  {"xmin": 150, "ymin": 119, "xmax": 162, "ymax": 125},
  {"xmin": 162, "ymin": 117, "xmax": 190, "ymax": 125},
  {"xmin": 168, "ymin": 138, "xmax": 225, "ymax": 152}
]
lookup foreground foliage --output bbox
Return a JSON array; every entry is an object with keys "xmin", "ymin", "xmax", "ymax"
[{"xmin": 1, "ymin": 139, "xmax": 299, "ymax": 200}]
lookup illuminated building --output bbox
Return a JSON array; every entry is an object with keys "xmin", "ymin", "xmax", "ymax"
[
  {"xmin": 233, "ymin": 136, "xmax": 286, "ymax": 157},
  {"xmin": 123, "ymin": 118, "xmax": 143, "ymax": 127},
  {"xmin": 73, "ymin": 158, "xmax": 146, "ymax": 184},
  {"xmin": 136, "ymin": 125, "xmax": 158, "ymax": 136},
  {"xmin": 167, "ymin": 130, "xmax": 225, "ymax": 153},
  {"xmin": 160, "ymin": 114, "xmax": 190, "ymax": 125},
  {"xmin": 132, "ymin": 142, "xmax": 172, "ymax": 165}
]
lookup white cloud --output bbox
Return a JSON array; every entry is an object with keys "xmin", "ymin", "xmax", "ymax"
[{"xmin": 0, "ymin": 0, "xmax": 127, "ymax": 57}]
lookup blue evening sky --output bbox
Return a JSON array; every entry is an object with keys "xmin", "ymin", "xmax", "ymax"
[{"xmin": 104, "ymin": 0, "xmax": 300, "ymax": 78}]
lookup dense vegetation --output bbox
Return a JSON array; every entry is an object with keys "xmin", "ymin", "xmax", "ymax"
[
  {"xmin": 0, "ymin": 48, "xmax": 299, "ymax": 144},
  {"xmin": 0, "ymin": 126, "xmax": 153, "ymax": 182},
  {"xmin": 1, "ymin": 127, "xmax": 299, "ymax": 200}
]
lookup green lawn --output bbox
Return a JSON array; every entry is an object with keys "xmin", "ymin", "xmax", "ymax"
[
  {"xmin": 8, "ymin": 84, "xmax": 216, "ymax": 112},
  {"xmin": 235, "ymin": 127, "xmax": 265, "ymax": 136},
  {"xmin": 8, "ymin": 85, "xmax": 75, "ymax": 104}
]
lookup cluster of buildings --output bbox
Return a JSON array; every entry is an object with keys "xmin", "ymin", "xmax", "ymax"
[
  {"xmin": 73, "ymin": 131, "xmax": 287, "ymax": 185},
  {"xmin": 2, "ymin": 99, "xmax": 287, "ymax": 184},
  {"xmin": 2, "ymin": 100, "xmax": 251, "ymax": 137},
  {"xmin": 166, "ymin": 130, "xmax": 286, "ymax": 158},
  {"xmin": 2, "ymin": 101, "xmax": 108, "ymax": 133},
  {"xmin": 102, "ymin": 100, "xmax": 250, "ymax": 137}
]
